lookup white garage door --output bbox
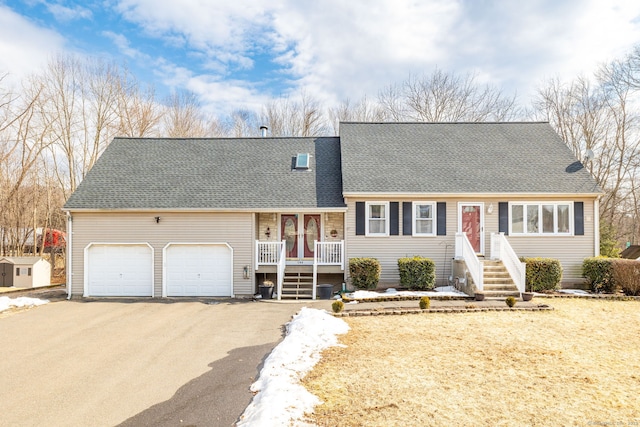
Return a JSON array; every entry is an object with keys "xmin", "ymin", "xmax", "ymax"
[
  {"xmin": 165, "ymin": 244, "xmax": 232, "ymax": 297},
  {"xmin": 87, "ymin": 244, "xmax": 153, "ymax": 297}
]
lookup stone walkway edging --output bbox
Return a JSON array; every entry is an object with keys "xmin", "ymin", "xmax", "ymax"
[{"xmin": 333, "ymin": 305, "xmax": 554, "ymax": 317}]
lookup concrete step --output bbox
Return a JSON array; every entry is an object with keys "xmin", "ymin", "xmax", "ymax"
[{"xmin": 481, "ymin": 289, "xmax": 521, "ymax": 298}]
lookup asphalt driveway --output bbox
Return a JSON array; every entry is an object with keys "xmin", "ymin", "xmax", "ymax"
[{"xmin": 0, "ymin": 296, "xmax": 322, "ymax": 426}]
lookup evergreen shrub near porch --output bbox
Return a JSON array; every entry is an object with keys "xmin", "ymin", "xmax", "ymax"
[
  {"xmin": 520, "ymin": 257, "xmax": 562, "ymax": 292},
  {"xmin": 582, "ymin": 257, "xmax": 616, "ymax": 293},
  {"xmin": 397, "ymin": 256, "xmax": 436, "ymax": 290},
  {"xmin": 349, "ymin": 258, "xmax": 381, "ymax": 290}
]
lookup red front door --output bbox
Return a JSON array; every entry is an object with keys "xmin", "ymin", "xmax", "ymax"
[
  {"xmin": 281, "ymin": 214, "xmax": 321, "ymax": 259},
  {"xmin": 461, "ymin": 204, "xmax": 482, "ymax": 253}
]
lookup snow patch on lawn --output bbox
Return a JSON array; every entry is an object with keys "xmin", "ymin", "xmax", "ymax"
[
  {"xmin": 345, "ymin": 286, "xmax": 468, "ymax": 300},
  {"xmin": 237, "ymin": 307, "xmax": 349, "ymax": 427},
  {"xmin": 0, "ymin": 296, "xmax": 49, "ymax": 313},
  {"xmin": 557, "ymin": 289, "xmax": 591, "ymax": 295}
]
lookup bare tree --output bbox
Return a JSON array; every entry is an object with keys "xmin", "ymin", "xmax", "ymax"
[
  {"xmin": 162, "ymin": 90, "xmax": 208, "ymax": 137},
  {"xmin": 260, "ymin": 92, "xmax": 327, "ymax": 137},
  {"xmin": 379, "ymin": 69, "xmax": 521, "ymax": 122},
  {"xmin": 328, "ymin": 96, "xmax": 386, "ymax": 135}
]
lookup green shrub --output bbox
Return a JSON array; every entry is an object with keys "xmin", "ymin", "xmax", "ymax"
[
  {"xmin": 348, "ymin": 258, "xmax": 381, "ymax": 290},
  {"xmin": 612, "ymin": 259, "xmax": 640, "ymax": 296},
  {"xmin": 419, "ymin": 296, "xmax": 431, "ymax": 310},
  {"xmin": 520, "ymin": 257, "xmax": 562, "ymax": 292},
  {"xmin": 583, "ymin": 257, "xmax": 617, "ymax": 293},
  {"xmin": 505, "ymin": 296, "xmax": 516, "ymax": 307},
  {"xmin": 332, "ymin": 300, "xmax": 344, "ymax": 313},
  {"xmin": 398, "ymin": 256, "xmax": 436, "ymax": 290}
]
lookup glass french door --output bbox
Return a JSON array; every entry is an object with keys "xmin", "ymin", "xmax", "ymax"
[{"xmin": 281, "ymin": 214, "xmax": 321, "ymax": 259}]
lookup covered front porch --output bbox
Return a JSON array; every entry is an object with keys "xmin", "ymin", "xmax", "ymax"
[{"xmin": 255, "ymin": 212, "xmax": 345, "ymax": 299}]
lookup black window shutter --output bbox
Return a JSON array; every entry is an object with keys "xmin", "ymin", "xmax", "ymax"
[
  {"xmin": 499, "ymin": 202, "xmax": 509, "ymax": 235},
  {"xmin": 574, "ymin": 202, "xmax": 584, "ymax": 236},
  {"xmin": 390, "ymin": 202, "xmax": 399, "ymax": 235},
  {"xmin": 437, "ymin": 202, "xmax": 446, "ymax": 236},
  {"xmin": 355, "ymin": 202, "xmax": 365, "ymax": 235},
  {"xmin": 403, "ymin": 202, "xmax": 412, "ymax": 235}
]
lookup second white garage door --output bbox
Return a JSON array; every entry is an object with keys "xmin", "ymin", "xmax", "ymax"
[{"xmin": 165, "ymin": 244, "xmax": 233, "ymax": 297}]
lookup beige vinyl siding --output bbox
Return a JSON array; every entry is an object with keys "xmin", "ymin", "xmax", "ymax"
[
  {"xmin": 70, "ymin": 212, "xmax": 254, "ymax": 297},
  {"xmin": 346, "ymin": 197, "xmax": 597, "ymax": 287}
]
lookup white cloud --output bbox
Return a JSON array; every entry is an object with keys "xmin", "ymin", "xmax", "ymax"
[
  {"xmin": 0, "ymin": 5, "xmax": 66, "ymax": 84},
  {"xmin": 102, "ymin": 31, "xmax": 143, "ymax": 59},
  {"xmin": 46, "ymin": 2, "xmax": 92, "ymax": 22},
  {"xmin": 114, "ymin": 0, "xmax": 640, "ymax": 111}
]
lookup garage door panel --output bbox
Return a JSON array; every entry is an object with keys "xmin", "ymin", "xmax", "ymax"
[
  {"xmin": 88, "ymin": 244, "xmax": 153, "ymax": 297},
  {"xmin": 166, "ymin": 244, "xmax": 232, "ymax": 297}
]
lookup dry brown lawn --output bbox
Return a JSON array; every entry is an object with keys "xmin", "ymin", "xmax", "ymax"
[{"xmin": 303, "ymin": 298, "xmax": 640, "ymax": 426}]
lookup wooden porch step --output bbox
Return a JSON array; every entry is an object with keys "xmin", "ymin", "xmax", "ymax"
[{"xmin": 281, "ymin": 269, "xmax": 314, "ymax": 300}]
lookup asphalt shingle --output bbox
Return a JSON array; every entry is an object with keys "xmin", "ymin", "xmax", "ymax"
[
  {"xmin": 64, "ymin": 137, "xmax": 345, "ymax": 210},
  {"xmin": 339, "ymin": 122, "xmax": 600, "ymax": 195}
]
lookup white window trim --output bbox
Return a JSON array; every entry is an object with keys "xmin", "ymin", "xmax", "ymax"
[
  {"xmin": 412, "ymin": 201, "xmax": 436, "ymax": 237},
  {"xmin": 509, "ymin": 202, "xmax": 573, "ymax": 236},
  {"xmin": 365, "ymin": 201, "xmax": 389, "ymax": 236}
]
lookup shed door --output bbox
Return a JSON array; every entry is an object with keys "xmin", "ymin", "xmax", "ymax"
[
  {"xmin": 165, "ymin": 244, "xmax": 232, "ymax": 297},
  {"xmin": 87, "ymin": 244, "xmax": 153, "ymax": 296},
  {"xmin": 1, "ymin": 262, "xmax": 13, "ymax": 287}
]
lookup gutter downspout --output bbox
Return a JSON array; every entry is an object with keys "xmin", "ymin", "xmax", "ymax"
[
  {"xmin": 594, "ymin": 198, "xmax": 600, "ymax": 257},
  {"xmin": 65, "ymin": 211, "xmax": 72, "ymax": 300}
]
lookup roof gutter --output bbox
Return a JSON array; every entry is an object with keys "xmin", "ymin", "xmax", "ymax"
[{"xmin": 65, "ymin": 211, "xmax": 72, "ymax": 300}]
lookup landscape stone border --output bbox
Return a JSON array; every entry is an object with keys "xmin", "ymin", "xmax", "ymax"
[
  {"xmin": 333, "ymin": 305, "xmax": 554, "ymax": 317},
  {"xmin": 535, "ymin": 293, "xmax": 640, "ymax": 301}
]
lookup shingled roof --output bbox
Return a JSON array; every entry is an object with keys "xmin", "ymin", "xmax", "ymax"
[
  {"xmin": 339, "ymin": 122, "xmax": 601, "ymax": 195},
  {"xmin": 64, "ymin": 137, "xmax": 345, "ymax": 210}
]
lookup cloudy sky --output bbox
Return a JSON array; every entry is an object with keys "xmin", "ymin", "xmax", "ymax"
[{"xmin": 1, "ymin": 0, "xmax": 640, "ymax": 116}]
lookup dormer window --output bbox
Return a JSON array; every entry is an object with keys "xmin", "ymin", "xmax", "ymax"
[{"xmin": 295, "ymin": 153, "xmax": 310, "ymax": 169}]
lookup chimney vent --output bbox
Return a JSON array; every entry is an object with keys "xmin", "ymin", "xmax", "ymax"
[{"xmin": 259, "ymin": 126, "xmax": 268, "ymax": 137}]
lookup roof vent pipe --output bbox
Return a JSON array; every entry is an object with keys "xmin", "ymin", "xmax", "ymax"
[{"xmin": 259, "ymin": 126, "xmax": 268, "ymax": 137}]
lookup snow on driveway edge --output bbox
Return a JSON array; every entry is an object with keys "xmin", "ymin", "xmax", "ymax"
[
  {"xmin": 237, "ymin": 307, "xmax": 349, "ymax": 426},
  {"xmin": 0, "ymin": 296, "xmax": 49, "ymax": 313}
]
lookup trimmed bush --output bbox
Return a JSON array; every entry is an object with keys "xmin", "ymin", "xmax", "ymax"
[
  {"xmin": 332, "ymin": 300, "xmax": 344, "ymax": 313},
  {"xmin": 349, "ymin": 258, "xmax": 381, "ymax": 290},
  {"xmin": 520, "ymin": 257, "xmax": 562, "ymax": 292},
  {"xmin": 505, "ymin": 296, "xmax": 516, "ymax": 307},
  {"xmin": 398, "ymin": 256, "xmax": 436, "ymax": 290},
  {"xmin": 612, "ymin": 259, "xmax": 640, "ymax": 296},
  {"xmin": 419, "ymin": 296, "xmax": 431, "ymax": 310},
  {"xmin": 583, "ymin": 257, "xmax": 617, "ymax": 293}
]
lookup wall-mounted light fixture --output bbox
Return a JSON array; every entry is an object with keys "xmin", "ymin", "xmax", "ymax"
[
  {"xmin": 243, "ymin": 265, "xmax": 250, "ymax": 279},
  {"xmin": 265, "ymin": 227, "xmax": 271, "ymax": 238},
  {"xmin": 155, "ymin": 216, "xmax": 161, "ymax": 223},
  {"xmin": 487, "ymin": 203, "xmax": 494, "ymax": 214}
]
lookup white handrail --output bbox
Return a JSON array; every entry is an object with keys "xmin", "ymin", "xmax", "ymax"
[
  {"xmin": 455, "ymin": 232, "xmax": 483, "ymax": 291},
  {"xmin": 490, "ymin": 232, "xmax": 526, "ymax": 294},
  {"xmin": 276, "ymin": 240, "xmax": 286, "ymax": 300}
]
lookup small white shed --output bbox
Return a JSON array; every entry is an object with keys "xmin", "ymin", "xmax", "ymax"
[{"xmin": 0, "ymin": 257, "xmax": 51, "ymax": 288}]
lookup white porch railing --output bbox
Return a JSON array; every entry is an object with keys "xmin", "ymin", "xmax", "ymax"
[
  {"xmin": 255, "ymin": 240, "xmax": 282, "ymax": 269},
  {"xmin": 454, "ymin": 232, "xmax": 483, "ymax": 291},
  {"xmin": 490, "ymin": 232, "xmax": 526, "ymax": 295},
  {"xmin": 276, "ymin": 241, "xmax": 286, "ymax": 300},
  {"xmin": 314, "ymin": 241, "xmax": 345, "ymax": 268}
]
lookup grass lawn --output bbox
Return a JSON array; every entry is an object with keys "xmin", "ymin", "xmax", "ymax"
[{"xmin": 303, "ymin": 298, "xmax": 640, "ymax": 426}]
